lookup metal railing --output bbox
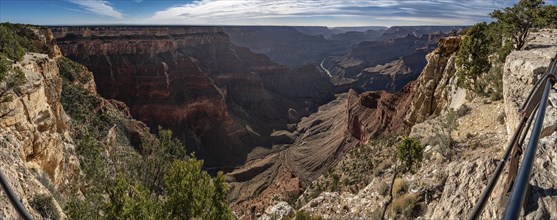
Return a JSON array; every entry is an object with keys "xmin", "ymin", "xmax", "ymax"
[
  {"xmin": 0, "ymin": 170, "xmax": 34, "ymax": 220},
  {"xmin": 468, "ymin": 53, "xmax": 557, "ymax": 220}
]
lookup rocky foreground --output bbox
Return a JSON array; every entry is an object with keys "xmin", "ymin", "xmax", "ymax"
[{"xmin": 260, "ymin": 29, "xmax": 557, "ymax": 219}]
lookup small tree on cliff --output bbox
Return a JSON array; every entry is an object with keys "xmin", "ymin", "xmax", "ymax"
[
  {"xmin": 490, "ymin": 0, "xmax": 545, "ymax": 50},
  {"xmin": 381, "ymin": 138, "xmax": 423, "ymax": 220},
  {"xmin": 456, "ymin": 22, "xmax": 491, "ymax": 91}
]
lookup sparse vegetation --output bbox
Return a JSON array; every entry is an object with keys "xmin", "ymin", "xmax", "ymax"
[
  {"xmin": 498, "ymin": 112, "xmax": 506, "ymax": 125},
  {"xmin": 0, "ymin": 62, "xmax": 27, "ymax": 118},
  {"xmin": 388, "ymin": 193, "xmax": 420, "ymax": 218},
  {"xmin": 381, "ymin": 137, "xmax": 423, "ymax": 220},
  {"xmin": 31, "ymin": 194, "xmax": 60, "ymax": 220},
  {"xmin": 0, "ymin": 23, "xmax": 39, "ymax": 61},
  {"xmin": 456, "ymin": 104, "xmax": 470, "ymax": 117},
  {"xmin": 377, "ymin": 181, "xmax": 390, "ymax": 196},
  {"xmin": 286, "ymin": 210, "xmax": 323, "ymax": 220}
]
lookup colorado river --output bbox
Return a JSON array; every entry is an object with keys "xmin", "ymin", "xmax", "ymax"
[{"xmin": 320, "ymin": 59, "xmax": 333, "ymax": 77}]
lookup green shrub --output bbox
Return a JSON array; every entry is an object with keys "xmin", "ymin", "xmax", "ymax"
[
  {"xmin": 397, "ymin": 138, "xmax": 423, "ymax": 173},
  {"xmin": 105, "ymin": 176, "xmax": 160, "ymax": 220},
  {"xmin": 163, "ymin": 158, "xmax": 232, "ymax": 220},
  {"xmin": 31, "ymin": 194, "xmax": 60, "ymax": 220},
  {"xmin": 487, "ymin": 66, "xmax": 504, "ymax": 101},
  {"xmin": 456, "ymin": 104, "xmax": 470, "ymax": 117}
]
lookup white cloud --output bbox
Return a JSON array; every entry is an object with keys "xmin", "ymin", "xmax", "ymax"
[
  {"xmin": 68, "ymin": 0, "xmax": 124, "ymax": 19},
  {"xmin": 147, "ymin": 0, "xmax": 511, "ymax": 26}
]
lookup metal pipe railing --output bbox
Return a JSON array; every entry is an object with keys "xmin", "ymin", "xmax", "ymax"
[
  {"xmin": 0, "ymin": 170, "xmax": 34, "ymax": 220},
  {"xmin": 467, "ymin": 115, "xmax": 529, "ymax": 220},
  {"xmin": 503, "ymin": 59, "xmax": 557, "ymax": 220},
  {"xmin": 469, "ymin": 55, "xmax": 557, "ymax": 219}
]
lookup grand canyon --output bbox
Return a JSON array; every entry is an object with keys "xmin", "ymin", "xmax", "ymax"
[{"xmin": 1, "ymin": 0, "xmax": 557, "ymax": 219}]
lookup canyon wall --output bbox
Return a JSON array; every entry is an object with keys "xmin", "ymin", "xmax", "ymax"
[{"xmin": 52, "ymin": 26, "xmax": 334, "ymax": 167}]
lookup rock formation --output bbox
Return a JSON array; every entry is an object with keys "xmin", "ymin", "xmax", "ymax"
[
  {"xmin": 0, "ymin": 26, "xmax": 155, "ymax": 220},
  {"xmin": 378, "ymin": 26, "xmax": 466, "ymax": 40},
  {"xmin": 229, "ymin": 85, "xmax": 414, "ymax": 217},
  {"xmin": 289, "ymin": 29, "xmax": 557, "ymax": 220},
  {"xmin": 0, "ymin": 27, "xmax": 81, "ymax": 219},
  {"xmin": 0, "ymin": 52, "xmax": 76, "ymax": 219},
  {"xmin": 52, "ymin": 26, "xmax": 335, "ymax": 167},
  {"xmin": 405, "ymin": 36, "xmax": 461, "ymax": 125}
]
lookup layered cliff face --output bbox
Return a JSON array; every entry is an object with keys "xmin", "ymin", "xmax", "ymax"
[
  {"xmin": 0, "ymin": 26, "xmax": 160, "ymax": 219},
  {"xmin": 0, "ymin": 52, "xmax": 76, "ymax": 219},
  {"xmin": 52, "ymin": 26, "xmax": 334, "ymax": 167},
  {"xmin": 405, "ymin": 36, "xmax": 461, "ymax": 125},
  {"xmin": 0, "ymin": 27, "xmax": 79, "ymax": 218},
  {"xmin": 378, "ymin": 26, "xmax": 466, "ymax": 40}
]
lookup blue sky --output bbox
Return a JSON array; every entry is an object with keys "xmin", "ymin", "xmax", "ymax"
[{"xmin": 0, "ymin": 0, "xmax": 554, "ymax": 27}]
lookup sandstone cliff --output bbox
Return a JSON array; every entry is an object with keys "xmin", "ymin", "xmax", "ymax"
[
  {"xmin": 0, "ymin": 25, "xmax": 156, "ymax": 220},
  {"xmin": 0, "ymin": 28, "xmax": 78, "ymax": 219},
  {"xmin": 405, "ymin": 36, "xmax": 462, "ymax": 125}
]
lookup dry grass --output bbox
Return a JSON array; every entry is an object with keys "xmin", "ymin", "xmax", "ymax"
[
  {"xmin": 388, "ymin": 193, "xmax": 419, "ymax": 217},
  {"xmin": 392, "ymin": 178, "xmax": 408, "ymax": 197}
]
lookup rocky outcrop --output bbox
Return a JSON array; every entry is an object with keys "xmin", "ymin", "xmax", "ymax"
[
  {"xmin": 327, "ymin": 34, "xmax": 442, "ymax": 77},
  {"xmin": 503, "ymin": 30, "xmax": 557, "ymax": 136},
  {"xmin": 500, "ymin": 29, "xmax": 557, "ymax": 219},
  {"xmin": 0, "ymin": 26, "xmax": 158, "ymax": 219},
  {"xmin": 405, "ymin": 36, "xmax": 461, "ymax": 125},
  {"xmin": 52, "ymin": 26, "xmax": 335, "ymax": 167},
  {"xmin": 0, "ymin": 52, "xmax": 76, "ymax": 218}
]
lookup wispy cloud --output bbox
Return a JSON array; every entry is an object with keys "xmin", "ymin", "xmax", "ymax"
[
  {"xmin": 68, "ymin": 0, "xmax": 124, "ymax": 19},
  {"xmin": 149, "ymin": 0, "xmax": 513, "ymax": 26}
]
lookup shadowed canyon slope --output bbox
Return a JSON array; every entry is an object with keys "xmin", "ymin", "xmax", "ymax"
[{"xmin": 52, "ymin": 26, "xmax": 335, "ymax": 167}]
